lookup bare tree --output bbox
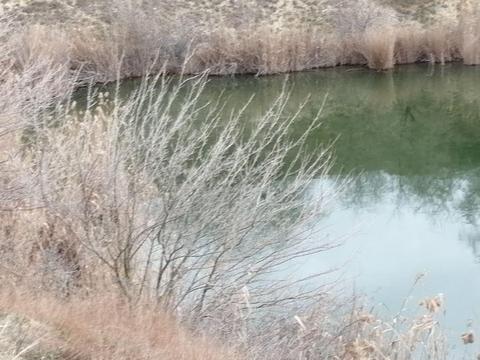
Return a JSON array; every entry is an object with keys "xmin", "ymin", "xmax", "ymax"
[{"xmin": 9, "ymin": 73, "xmax": 339, "ymax": 314}]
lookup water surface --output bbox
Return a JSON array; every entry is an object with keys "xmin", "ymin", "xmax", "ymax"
[
  {"xmin": 204, "ymin": 64, "xmax": 480, "ymax": 355},
  {"xmin": 114, "ymin": 64, "xmax": 480, "ymax": 355}
]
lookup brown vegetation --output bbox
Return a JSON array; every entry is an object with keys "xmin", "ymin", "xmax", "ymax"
[
  {"xmin": 4, "ymin": 0, "xmax": 479, "ymax": 77},
  {"xmin": 0, "ymin": 291, "xmax": 235, "ymax": 360},
  {"xmin": 2, "ymin": 0, "xmax": 480, "ymax": 79},
  {"xmin": 0, "ymin": 3, "xmax": 474, "ymax": 359}
]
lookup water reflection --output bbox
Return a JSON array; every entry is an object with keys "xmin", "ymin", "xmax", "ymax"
[
  {"xmin": 459, "ymin": 229, "xmax": 480, "ymax": 263},
  {"xmin": 199, "ymin": 64, "xmax": 480, "ymax": 225},
  {"xmin": 342, "ymin": 171, "xmax": 480, "ymax": 225},
  {"xmin": 111, "ymin": 63, "xmax": 480, "ymax": 262},
  {"xmin": 203, "ymin": 65, "xmax": 480, "ymax": 350}
]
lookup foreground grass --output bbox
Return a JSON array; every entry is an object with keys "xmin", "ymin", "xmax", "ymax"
[
  {"xmin": 0, "ymin": 292, "xmax": 235, "ymax": 360},
  {"xmin": 0, "ymin": 289, "xmax": 450, "ymax": 360}
]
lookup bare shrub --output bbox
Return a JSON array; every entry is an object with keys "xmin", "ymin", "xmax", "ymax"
[
  {"xmin": 0, "ymin": 20, "xmax": 73, "ymax": 135},
  {"xmin": 0, "ymin": 17, "xmax": 79, "ymax": 297},
  {"xmin": 1, "ymin": 74, "xmax": 337, "ymax": 309},
  {"xmin": 0, "ymin": 16, "xmax": 73, "ymax": 170}
]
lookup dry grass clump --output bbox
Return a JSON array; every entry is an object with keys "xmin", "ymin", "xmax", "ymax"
[
  {"xmin": 0, "ymin": 290, "xmax": 236, "ymax": 360},
  {"xmin": 357, "ymin": 27, "xmax": 397, "ymax": 70},
  {"xmin": 68, "ymin": 1, "xmax": 189, "ymax": 82},
  {"xmin": 11, "ymin": 24, "xmax": 70, "ymax": 72},
  {"xmin": 191, "ymin": 25, "xmax": 336, "ymax": 75},
  {"xmin": 394, "ymin": 23, "xmax": 459, "ymax": 66},
  {"xmin": 395, "ymin": 24, "xmax": 428, "ymax": 64},
  {"xmin": 424, "ymin": 25, "xmax": 456, "ymax": 64},
  {"xmin": 6, "ymin": 2, "xmax": 191, "ymax": 83}
]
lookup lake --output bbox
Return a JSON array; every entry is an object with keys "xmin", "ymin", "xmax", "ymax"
[{"xmin": 106, "ymin": 63, "xmax": 480, "ymax": 355}]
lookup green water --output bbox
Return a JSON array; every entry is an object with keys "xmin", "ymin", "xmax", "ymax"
[{"xmin": 114, "ymin": 64, "xmax": 480, "ymax": 355}]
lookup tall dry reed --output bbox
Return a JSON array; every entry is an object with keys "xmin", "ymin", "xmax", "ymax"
[{"xmin": 5, "ymin": 0, "xmax": 480, "ymax": 76}]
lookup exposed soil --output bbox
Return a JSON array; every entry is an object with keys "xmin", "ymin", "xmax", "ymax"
[
  {"xmin": 1, "ymin": 0, "xmax": 460, "ymax": 27},
  {"xmin": 1, "ymin": 0, "xmax": 108, "ymax": 26}
]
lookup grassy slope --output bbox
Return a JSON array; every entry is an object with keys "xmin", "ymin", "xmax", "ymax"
[{"xmin": 0, "ymin": 0, "xmax": 461, "ymax": 25}]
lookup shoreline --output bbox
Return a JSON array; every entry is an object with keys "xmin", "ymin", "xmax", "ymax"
[{"xmin": 4, "ymin": 0, "xmax": 480, "ymax": 84}]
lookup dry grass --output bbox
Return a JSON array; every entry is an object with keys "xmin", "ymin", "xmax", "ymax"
[
  {"xmin": 424, "ymin": 26, "xmax": 455, "ymax": 64},
  {"xmin": 0, "ymin": 287, "xmax": 449, "ymax": 360},
  {"xmin": 190, "ymin": 25, "xmax": 336, "ymax": 75},
  {"xmin": 3, "ymin": 0, "xmax": 480, "ymax": 76},
  {"xmin": 0, "ymin": 290, "xmax": 237, "ymax": 360},
  {"xmin": 232, "ymin": 290, "xmax": 448, "ymax": 360},
  {"xmin": 357, "ymin": 27, "xmax": 397, "ymax": 70},
  {"xmin": 394, "ymin": 24, "xmax": 428, "ymax": 64}
]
